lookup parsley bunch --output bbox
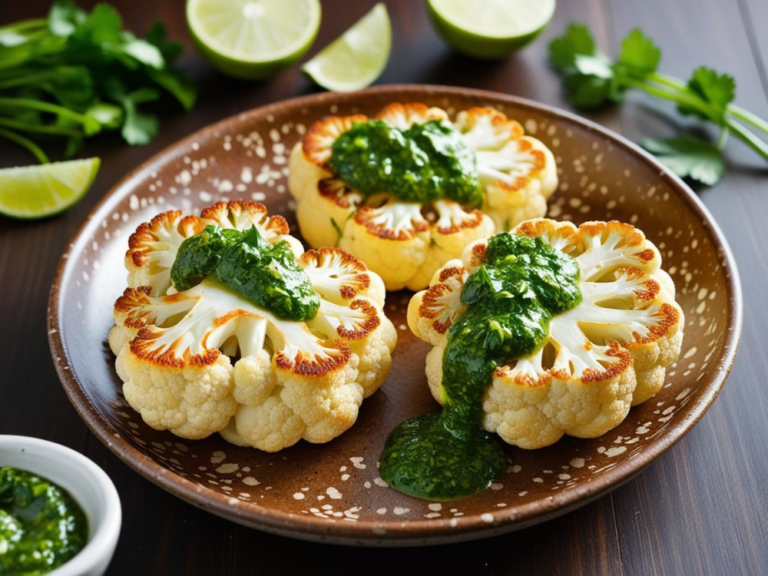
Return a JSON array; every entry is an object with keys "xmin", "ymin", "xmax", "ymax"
[
  {"xmin": 549, "ymin": 24, "xmax": 768, "ymax": 185},
  {"xmin": 0, "ymin": 0, "xmax": 196, "ymax": 163}
]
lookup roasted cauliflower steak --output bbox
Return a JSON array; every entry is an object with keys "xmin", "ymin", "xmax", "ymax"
[
  {"xmin": 109, "ymin": 201, "xmax": 396, "ymax": 452},
  {"xmin": 407, "ymin": 219, "xmax": 684, "ymax": 449},
  {"xmin": 289, "ymin": 103, "xmax": 558, "ymax": 291}
]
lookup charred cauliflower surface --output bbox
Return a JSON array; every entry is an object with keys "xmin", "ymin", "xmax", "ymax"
[
  {"xmin": 407, "ymin": 219, "xmax": 684, "ymax": 449},
  {"xmin": 289, "ymin": 103, "xmax": 558, "ymax": 291},
  {"xmin": 109, "ymin": 201, "xmax": 396, "ymax": 452}
]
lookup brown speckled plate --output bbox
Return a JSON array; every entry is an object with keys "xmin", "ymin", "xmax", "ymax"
[{"xmin": 48, "ymin": 86, "xmax": 742, "ymax": 546}]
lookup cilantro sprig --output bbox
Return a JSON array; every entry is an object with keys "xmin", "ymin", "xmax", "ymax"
[
  {"xmin": 549, "ymin": 24, "xmax": 768, "ymax": 185},
  {"xmin": 0, "ymin": 0, "xmax": 196, "ymax": 163}
]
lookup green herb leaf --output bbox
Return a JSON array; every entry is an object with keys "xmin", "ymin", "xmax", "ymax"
[
  {"xmin": 70, "ymin": 3, "xmax": 122, "ymax": 47},
  {"xmin": 548, "ymin": 24, "xmax": 619, "ymax": 109},
  {"xmin": 120, "ymin": 88, "xmax": 160, "ymax": 145},
  {"xmin": 48, "ymin": 0, "xmax": 83, "ymax": 37},
  {"xmin": 120, "ymin": 34, "xmax": 165, "ymax": 69},
  {"xmin": 107, "ymin": 81, "xmax": 160, "ymax": 145},
  {"xmin": 563, "ymin": 71, "xmax": 613, "ymax": 109},
  {"xmin": 64, "ymin": 134, "xmax": 82, "ymax": 157},
  {"xmin": 147, "ymin": 68, "xmax": 197, "ymax": 111},
  {"xmin": 548, "ymin": 23, "xmax": 596, "ymax": 71},
  {"xmin": 145, "ymin": 22, "xmax": 182, "ymax": 62},
  {"xmin": 85, "ymin": 102, "xmax": 122, "ymax": 129},
  {"xmin": 687, "ymin": 66, "xmax": 735, "ymax": 116},
  {"xmin": 330, "ymin": 218, "xmax": 343, "ymax": 246},
  {"xmin": 617, "ymin": 29, "xmax": 661, "ymax": 79},
  {"xmin": 0, "ymin": 0, "xmax": 196, "ymax": 162},
  {"xmin": 0, "ymin": 30, "xmax": 32, "ymax": 48},
  {"xmin": 37, "ymin": 65, "xmax": 93, "ymax": 109},
  {"xmin": 643, "ymin": 136, "xmax": 724, "ymax": 185}
]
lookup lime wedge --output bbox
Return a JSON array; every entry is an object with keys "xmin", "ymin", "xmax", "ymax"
[
  {"xmin": 0, "ymin": 158, "xmax": 100, "ymax": 220},
  {"xmin": 187, "ymin": 0, "xmax": 321, "ymax": 80},
  {"xmin": 428, "ymin": 0, "xmax": 556, "ymax": 58},
  {"xmin": 303, "ymin": 3, "xmax": 391, "ymax": 92}
]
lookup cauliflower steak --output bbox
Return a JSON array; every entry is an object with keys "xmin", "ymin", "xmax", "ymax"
[
  {"xmin": 109, "ymin": 201, "xmax": 396, "ymax": 452},
  {"xmin": 289, "ymin": 103, "xmax": 558, "ymax": 291},
  {"xmin": 407, "ymin": 219, "xmax": 684, "ymax": 450}
]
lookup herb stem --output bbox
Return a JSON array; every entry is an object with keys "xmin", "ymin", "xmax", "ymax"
[
  {"xmin": 0, "ymin": 96, "xmax": 88, "ymax": 124},
  {"xmin": 0, "ymin": 71, "xmax": 60, "ymax": 91},
  {"xmin": 622, "ymin": 78, "xmax": 717, "ymax": 121},
  {"xmin": 716, "ymin": 127, "xmax": 729, "ymax": 150},
  {"xmin": 0, "ymin": 117, "xmax": 81, "ymax": 137},
  {"xmin": 648, "ymin": 72, "xmax": 688, "ymax": 93},
  {"xmin": 724, "ymin": 120, "xmax": 768, "ymax": 162},
  {"xmin": 627, "ymin": 78, "xmax": 768, "ymax": 160},
  {"xmin": 0, "ymin": 18, "xmax": 48, "ymax": 33},
  {"xmin": 0, "ymin": 126, "xmax": 49, "ymax": 163},
  {"xmin": 651, "ymin": 72, "xmax": 768, "ymax": 137},
  {"xmin": 729, "ymin": 106, "xmax": 768, "ymax": 136}
]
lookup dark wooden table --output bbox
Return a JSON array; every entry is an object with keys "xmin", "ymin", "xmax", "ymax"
[{"xmin": 2, "ymin": 1, "xmax": 767, "ymax": 574}]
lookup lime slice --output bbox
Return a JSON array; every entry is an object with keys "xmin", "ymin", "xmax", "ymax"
[
  {"xmin": 428, "ymin": 0, "xmax": 556, "ymax": 58},
  {"xmin": 302, "ymin": 3, "xmax": 391, "ymax": 92},
  {"xmin": 0, "ymin": 158, "xmax": 100, "ymax": 220},
  {"xmin": 187, "ymin": 0, "xmax": 321, "ymax": 80}
]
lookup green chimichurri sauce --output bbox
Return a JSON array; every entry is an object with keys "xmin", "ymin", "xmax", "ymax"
[
  {"xmin": 171, "ymin": 224, "xmax": 320, "ymax": 321},
  {"xmin": 329, "ymin": 119, "xmax": 483, "ymax": 207},
  {"xmin": 0, "ymin": 467, "xmax": 88, "ymax": 575},
  {"xmin": 381, "ymin": 234, "xmax": 582, "ymax": 500}
]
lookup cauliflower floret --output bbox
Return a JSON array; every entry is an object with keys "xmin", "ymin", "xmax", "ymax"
[
  {"xmin": 289, "ymin": 103, "xmax": 557, "ymax": 291},
  {"xmin": 454, "ymin": 108, "xmax": 557, "ymax": 230},
  {"xmin": 408, "ymin": 219, "xmax": 684, "ymax": 449},
  {"xmin": 125, "ymin": 200, "xmax": 293, "ymax": 296},
  {"xmin": 111, "ymin": 202, "xmax": 397, "ymax": 451}
]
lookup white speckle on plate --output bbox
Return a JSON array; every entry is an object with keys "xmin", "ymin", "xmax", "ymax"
[{"xmin": 210, "ymin": 451, "xmax": 226, "ymax": 464}]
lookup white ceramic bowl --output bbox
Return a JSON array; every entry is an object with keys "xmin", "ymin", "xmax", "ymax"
[{"xmin": 0, "ymin": 436, "xmax": 121, "ymax": 576}]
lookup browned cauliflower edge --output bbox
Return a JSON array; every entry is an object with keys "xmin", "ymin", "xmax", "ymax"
[
  {"xmin": 109, "ymin": 201, "xmax": 396, "ymax": 452},
  {"xmin": 288, "ymin": 103, "xmax": 558, "ymax": 291},
  {"xmin": 407, "ymin": 218, "xmax": 684, "ymax": 449}
]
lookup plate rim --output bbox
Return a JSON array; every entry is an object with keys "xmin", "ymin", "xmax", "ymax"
[{"xmin": 47, "ymin": 84, "xmax": 744, "ymax": 545}]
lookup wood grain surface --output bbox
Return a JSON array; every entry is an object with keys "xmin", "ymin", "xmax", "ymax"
[{"xmin": 1, "ymin": 1, "xmax": 766, "ymax": 574}]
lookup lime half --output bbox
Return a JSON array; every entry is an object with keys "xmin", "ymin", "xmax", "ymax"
[
  {"xmin": 303, "ymin": 3, "xmax": 391, "ymax": 92},
  {"xmin": 428, "ymin": 0, "xmax": 556, "ymax": 58},
  {"xmin": 0, "ymin": 158, "xmax": 100, "ymax": 220},
  {"xmin": 187, "ymin": 0, "xmax": 321, "ymax": 80}
]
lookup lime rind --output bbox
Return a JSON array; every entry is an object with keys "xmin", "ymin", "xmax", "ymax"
[
  {"xmin": 187, "ymin": 0, "xmax": 322, "ymax": 80},
  {"xmin": 302, "ymin": 3, "xmax": 392, "ymax": 92},
  {"xmin": 0, "ymin": 158, "xmax": 100, "ymax": 220},
  {"xmin": 428, "ymin": 0, "xmax": 555, "ymax": 58}
]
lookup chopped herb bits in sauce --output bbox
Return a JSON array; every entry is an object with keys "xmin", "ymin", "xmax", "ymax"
[
  {"xmin": 0, "ymin": 467, "xmax": 88, "ymax": 575},
  {"xmin": 329, "ymin": 119, "xmax": 483, "ymax": 207},
  {"xmin": 381, "ymin": 233, "xmax": 582, "ymax": 500}
]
